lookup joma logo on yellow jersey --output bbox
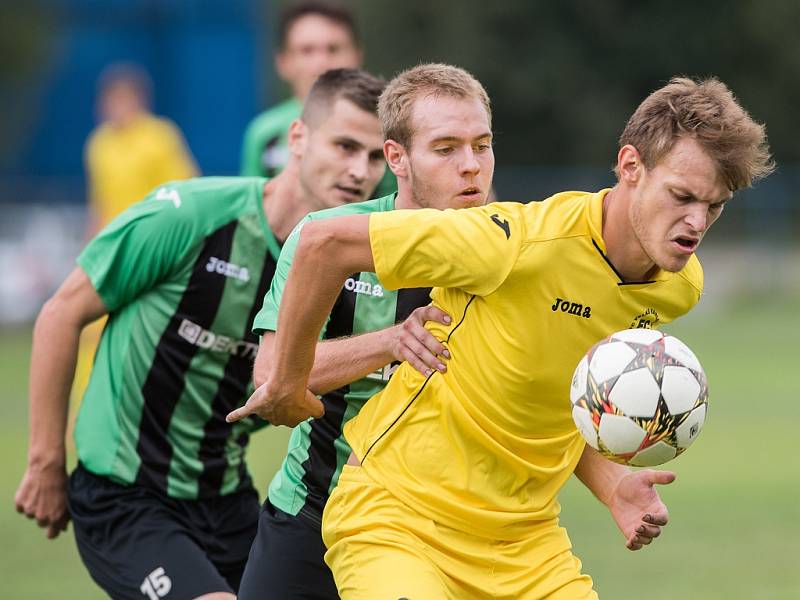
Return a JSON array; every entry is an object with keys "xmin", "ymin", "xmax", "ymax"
[{"xmin": 551, "ymin": 297, "xmax": 592, "ymax": 319}]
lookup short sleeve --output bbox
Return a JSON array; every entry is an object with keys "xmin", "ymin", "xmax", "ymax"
[
  {"xmin": 369, "ymin": 203, "xmax": 524, "ymax": 297},
  {"xmin": 77, "ymin": 187, "xmax": 200, "ymax": 312}
]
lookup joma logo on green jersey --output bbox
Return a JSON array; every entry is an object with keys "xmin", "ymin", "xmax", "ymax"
[
  {"xmin": 206, "ymin": 256, "xmax": 250, "ymax": 282},
  {"xmin": 177, "ymin": 319, "xmax": 258, "ymax": 359},
  {"xmin": 344, "ymin": 277, "xmax": 384, "ymax": 297}
]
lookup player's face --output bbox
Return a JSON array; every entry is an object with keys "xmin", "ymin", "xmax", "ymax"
[
  {"xmin": 99, "ymin": 82, "xmax": 145, "ymax": 126},
  {"xmin": 629, "ymin": 137, "xmax": 731, "ymax": 273},
  {"xmin": 297, "ymin": 98, "xmax": 385, "ymax": 210},
  {"xmin": 277, "ymin": 15, "xmax": 362, "ymax": 100},
  {"xmin": 401, "ymin": 96, "xmax": 494, "ymax": 210}
]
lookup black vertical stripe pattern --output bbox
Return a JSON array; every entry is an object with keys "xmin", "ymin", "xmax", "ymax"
[
  {"xmin": 134, "ymin": 221, "xmax": 238, "ymax": 493},
  {"xmin": 297, "ymin": 275, "xmax": 358, "ymax": 523},
  {"xmin": 299, "ymin": 285, "xmax": 433, "ymax": 523},
  {"xmin": 196, "ymin": 252, "xmax": 277, "ymax": 497},
  {"xmin": 395, "ymin": 287, "xmax": 433, "ymax": 322}
]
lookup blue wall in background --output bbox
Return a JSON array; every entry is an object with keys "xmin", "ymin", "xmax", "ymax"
[{"xmin": 15, "ymin": 0, "xmax": 269, "ymax": 185}]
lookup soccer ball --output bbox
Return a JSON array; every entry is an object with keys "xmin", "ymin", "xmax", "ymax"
[{"xmin": 570, "ymin": 329, "xmax": 708, "ymax": 467}]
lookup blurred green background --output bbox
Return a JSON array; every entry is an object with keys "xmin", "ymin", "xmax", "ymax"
[{"xmin": 3, "ymin": 0, "xmax": 800, "ymax": 598}]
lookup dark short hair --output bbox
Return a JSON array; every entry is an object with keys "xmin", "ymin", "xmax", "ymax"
[
  {"xmin": 301, "ymin": 68, "xmax": 385, "ymax": 125},
  {"xmin": 278, "ymin": 0, "xmax": 360, "ymax": 50}
]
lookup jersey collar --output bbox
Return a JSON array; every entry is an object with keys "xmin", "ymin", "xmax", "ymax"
[
  {"xmin": 254, "ymin": 178, "xmax": 282, "ymax": 261},
  {"xmin": 585, "ymin": 188, "xmax": 669, "ymax": 285}
]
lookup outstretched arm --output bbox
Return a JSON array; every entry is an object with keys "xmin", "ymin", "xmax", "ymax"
[
  {"xmin": 15, "ymin": 268, "xmax": 108, "ymax": 538},
  {"xmin": 228, "ymin": 214, "xmax": 375, "ymax": 426},
  {"xmin": 253, "ymin": 305, "xmax": 451, "ymax": 394},
  {"xmin": 573, "ymin": 444, "xmax": 676, "ymax": 551}
]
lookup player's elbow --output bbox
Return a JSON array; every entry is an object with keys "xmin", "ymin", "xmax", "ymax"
[
  {"xmin": 298, "ymin": 220, "xmax": 338, "ymax": 254},
  {"xmin": 296, "ymin": 216, "xmax": 373, "ymax": 275},
  {"xmin": 295, "ymin": 221, "xmax": 347, "ymax": 274},
  {"xmin": 34, "ymin": 294, "xmax": 80, "ymax": 341}
]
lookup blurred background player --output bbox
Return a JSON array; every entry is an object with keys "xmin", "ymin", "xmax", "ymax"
[
  {"xmin": 240, "ymin": 0, "xmax": 362, "ymax": 179},
  {"xmin": 15, "ymin": 68, "xmax": 387, "ymax": 600},
  {"xmin": 240, "ymin": 0, "xmax": 395, "ymax": 199},
  {"xmin": 234, "ymin": 63, "xmax": 491, "ymax": 600},
  {"xmin": 85, "ymin": 62, "xmax": 198, "ymax": 237},
  {"xmin": 73, "ymin": 62, "xmax": 199, "ymax": 404},
  {"xmin": 231, "ymin": 76, "xmax": 773, "ymax": 599}
]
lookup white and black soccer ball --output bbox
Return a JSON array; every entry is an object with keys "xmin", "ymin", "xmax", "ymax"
[{"xmin": 570, "ymin": 329, "xmax": 708, "ymax": 467}]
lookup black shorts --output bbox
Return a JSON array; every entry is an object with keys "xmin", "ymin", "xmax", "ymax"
[
  {"xmin": 67, "ymin": 464, "xmax": 259, "ymax": 600},
  {"xmin": 237, "ymin": 500, "xmax": 339, "ymax": 600}
]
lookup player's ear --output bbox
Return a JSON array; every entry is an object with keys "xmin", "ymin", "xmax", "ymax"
[
  {"xmin": 618, "ymin": 144, "xmax": 643, "ymax": 184},
  {"xmin": 288, "ymin": 119, "xmax": 308, "ymax": 158},
  {"xmin": 384, "ymin": 139, "xmax": 408, "ymax": 178}
]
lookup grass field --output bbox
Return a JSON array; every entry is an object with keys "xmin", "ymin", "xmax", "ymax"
[{"xmin": 2, "ymin": 295, "xmax": 798, "ymax": 599}]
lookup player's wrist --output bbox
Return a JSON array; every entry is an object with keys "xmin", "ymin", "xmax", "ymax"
[
  {"xmin": 27, "ymin": 449, "xmax": 67, "ymax": 471},
  {"xmin": 382, "ymin": 324, "xmax": 401, "ymax": 357}
]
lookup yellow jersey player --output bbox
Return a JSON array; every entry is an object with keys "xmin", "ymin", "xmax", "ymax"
[
  {"xmin": 85, "ymin": 62, "xmax": 198, "ymax": 235},
  {"xmin": 231, "ymin": 75, "xmax": 773, "ymax": 598}
]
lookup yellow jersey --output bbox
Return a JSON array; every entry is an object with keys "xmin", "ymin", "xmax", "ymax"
[
  {"xmin": 84, "ymin": 113, "xmax": 198, "ymax": 227},
  {"xmin": 344, "ymin": 189, "xmax": 703, "ymax": 541}
]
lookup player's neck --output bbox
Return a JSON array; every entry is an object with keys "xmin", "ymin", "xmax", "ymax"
[
  {"xmin": 602, "ymin": 187, "xmax": 658, "ymax": 282},
  {"xmin": 262, "ymin": 162, "xmax": 309, "ymax": 243},
  {"xmin": 393, "ymin": 187, "xmax": 418, "ymax": 210}
]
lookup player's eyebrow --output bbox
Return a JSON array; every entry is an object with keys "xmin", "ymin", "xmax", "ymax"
[
  {"xmin": 332, "ymin": 135, "xmax": 364, "ymax": 148},
  {"xmin": 430, "ymin": 132, "xmax": 493, "ymax": 144},
  {"xmin": 672, "ymin": 187, "xmax": 732, "ymax": 205}
]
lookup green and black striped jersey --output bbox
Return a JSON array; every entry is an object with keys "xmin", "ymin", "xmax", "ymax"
[
  {"xmin": 252, "ymin": 194, "xmax": 430, "ymax": 525},
  {"xmin": 74, "ymin": 177, "xmax": 280, "ymax": 499}
]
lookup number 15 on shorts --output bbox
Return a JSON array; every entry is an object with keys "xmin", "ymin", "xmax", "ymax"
[{"xmin": 140, "ymin": 567, "xmax": 172, "ymax": 599}]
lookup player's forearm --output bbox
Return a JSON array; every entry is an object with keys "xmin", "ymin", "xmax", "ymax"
[
  {"xmin": 573, "ymin": 444, "xmax": 631, "ymax": 507},
  {"xmin": 308, "ymin": 328, "xmax": 397, "ymax": 395},
  {"xmin": 254, "ymin": 326, "xmax": 396, "ymax": 394},
  {"xmin": 271, "ymin": 217, "xmax": 375, "ymax": 390},
  {"xmin": 26, "ymin": 299, "xmax": 82, "ymax": 468}
]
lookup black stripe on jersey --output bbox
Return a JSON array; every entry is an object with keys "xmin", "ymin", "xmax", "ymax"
[
  {"xmin": 196, "ymin": 252, "xmax": 277, "ymax": 498},
  {"xmin": 361, "ymin": 294, "xmax": 476, "ymax": 463},
  {"xmin": 396, "ymin": 287, "xmax": 432, "ymax": 321},
  {"xmin": 135, "ymin": 221, "xmax": 238, "ymax": 493},
  {"xmin": 296, "ymin": 276, "xmax": 359, "ymax": 523},
  {"xmin": 592, "ymin": 239, "xmax": 656, "ymax": 285}
]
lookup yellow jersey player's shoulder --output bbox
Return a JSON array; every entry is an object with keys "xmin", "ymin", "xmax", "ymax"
[
  {"xmin": 676, "ymin": 253, "xmax": 704, "ymax": 298},
  {"xmin": 148, "ymin": 114, "xmax": 183, "ymax": 136},
  {"xmin": 501, "ymin": 190, "xmax": 601, "ymax": 244}
]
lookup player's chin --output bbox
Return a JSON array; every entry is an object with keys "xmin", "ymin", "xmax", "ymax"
[
  {"xmin": 334, "ymin": 186, "xmax": 366, "ymax": 203},
  {"xmin": 657, "ymin": 253, "xmax": 691, "ymax": 273},
  {"xmin": 457, "ymin": 192, "xmax": 486, "ymax": 207}
]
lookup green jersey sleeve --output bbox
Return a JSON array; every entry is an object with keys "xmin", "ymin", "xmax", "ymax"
[{"xmin": 77, "ymin": 186, "xmax": 201, "ymax": 312}]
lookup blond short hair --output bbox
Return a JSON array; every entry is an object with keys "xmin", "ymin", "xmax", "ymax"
[
  {"xmin": 378, "ymin": 63, "xmax": 491, "ymax": 148},
  {"xmin": 617, "ymin": 76, "xmax": 774, "ymax": 191}
]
